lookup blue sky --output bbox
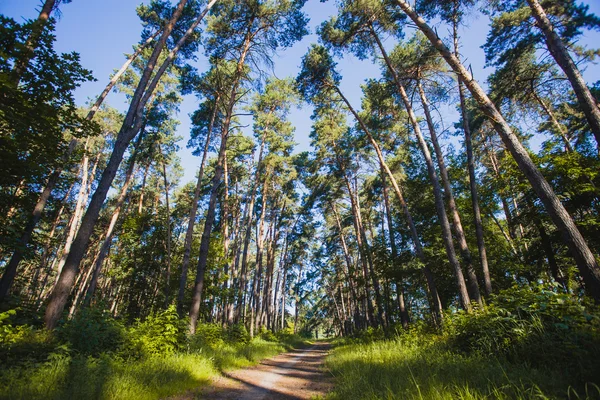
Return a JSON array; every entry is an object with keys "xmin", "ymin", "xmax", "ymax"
[{"xmin": 2, "ymin": 0, "xmax": 599, "ymax": 185}]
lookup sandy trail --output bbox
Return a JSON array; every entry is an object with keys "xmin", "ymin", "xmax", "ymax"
[{"xmin": 197, "ymin": 342, "xmax": 332, "ymax": 400}]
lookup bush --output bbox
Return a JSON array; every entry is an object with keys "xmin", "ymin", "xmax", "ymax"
[
  {"xmin": 0, "ymin": 309, "xmax": 58, "ymax": 365},
  {"xmin": 446, "ymin": 285, "xmax": 600, "ymax": 385},
  {"xmin": 190, "ymin": 323, "xmax": 225, "ymax": 349},
  {"xmin": 59, "ymin": 307, "xmax": 125, "ymax": 357},
  {"xmin": 126, "ymin": 305, "xmax": 185, "ymax": 358},
  {"xmin": 259, "ymin": 326, "xmax": 277, "ymax": 342},
  {"xmin": 225, "ymin": 323, "xmax": 250, "ymax": 345},
  {"xmin": 275, "ymin": 327, "xmax": 310, "ymax": 349},
  {"xmin": 448, "ymin": 285, "xmax": 600, "ymax": 353}
]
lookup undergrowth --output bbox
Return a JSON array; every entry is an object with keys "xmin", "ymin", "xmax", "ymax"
[
  {"xmin": 326, "ymin": 285, "xmax": 600, "ymax": 400},
  {"xmin": 0, "ymin": 306, "xmax": 308, "ymax": 400}
]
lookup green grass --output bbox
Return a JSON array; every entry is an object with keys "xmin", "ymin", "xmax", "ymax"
[
  {"xmin": 325, "ymin": 336, "xmax": 600, "ymax": 400},
  {"xmin": 0, "ymin": 337, "xmax": 302, "ymax": 400}
]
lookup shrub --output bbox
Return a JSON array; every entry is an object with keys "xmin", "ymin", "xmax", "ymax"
[
  {"xmin": 59, "ymin": 307, "xmax": 125, "ymax": 357},
  {"xmin": 353, "ymin": 326, "xmax": 386, "ymax": 344},
  {"xmin": 225, "ymin": 323, "xmax": 250, "ymax": 345},
  {"xmin": 190, "ymin": 323, "xmax": 225, "ymax": 349},
  {"xmin": 446, "ymin": 284, "xmax": 600, "ymax": 384},
  {"xmin": 259, "ymin": 326, "xmax": 277, "ymax": 342},
  {"xmin": 275, "ymin": 328, "xmax": 309, "ymax": 349},
  {"xmin": 126, "ymin": 305, "xmax": 185, "ymax": 358},
  {"xmin": 0, "ymin": 309, "xmax": 58, "ymax": 365}
]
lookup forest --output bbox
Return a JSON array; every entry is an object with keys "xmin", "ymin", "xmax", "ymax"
[{"xmin": 1, "ymin": 0, "xmax": 600, "ymax": 399}]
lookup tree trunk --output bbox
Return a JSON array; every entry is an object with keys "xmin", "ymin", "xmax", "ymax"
[
  {"xmin": 84, "ymin": 138, "xmax": 142, "ymax": 307},
  {"xmin": 369, "ymin": 30, "xmax": 471, "ymax": 311},
  {"xmin": 343, "ymin": 174, "xmax": 376, "ymax": 326},
  {"xmin": 418, "ymin": 81, "xmax": 483, "ymax": 304},
  {"xmin": 0, "ymin": 167, "xmax": 70, "ymax": 302},
  {"xmin": 44, "ymin": 0, "xmax": 192, "ymax": 329},
  {"xmin": 526, "ymin": 0, "xmax": 600, "ymax": 150},
  {"xmin": 450, "ymin": 2, "xmax": 492, "ymax": 297},
  {"xmin": 250, "ymin": 175, "xmax": 270, "ymax": 336},
  {"xmin": 28, "ymin": 183, "xmax": 73, "ymax": 304},
  {"xmin": 355, "ymin": 183, "xmax": 385, "ymax": 326},
  {"xmin": 11, "ymin": 0, "xmax": 56, "ymax": 84},
  {"xmin": 188, "ymin": 33, "xmax": 252, "ymax": 334},
  {"xmin": 335, "ymin": 83, "xmax": 446, "ymax": 320},
  {"xmin": 160, "ymin": 145, "xmax": 172, "ymax": 307},
  {"xmin": 394, "ymin": 0, "xmax": 600, "ymax": 302},
  {"xmin": 330, "ymin": 202, "xmax": 362, "ymax": 328},
  {"xmin": 237, "ymin": 137, "xmax": 266, "ymax": 322},
  {"xmin": 381, "ymin": 168, "xmax": 409, "ymax": 328},
  {"xmin": 53, "ymin": 148, "xmax": 95, "ymax": 287}
]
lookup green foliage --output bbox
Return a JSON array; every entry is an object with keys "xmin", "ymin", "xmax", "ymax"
[
  {"xmin": 259, "ymin": 326, "xmax": 278, "ymax": 342},
  {"xmin": 352, "ymin": 326, "xmax": 386, "ymax": 343},
  {"xmin": 126, "ymin": 305, "xmax": 185, "ymax": 358},
  {"xmin": 190, "ymin": 322, "xmax": 225, "ymax": 348},
  {"xmin": 0, "ymin": 15, "xmax": 95, "ymax": 247},
  {"xmin": 0, "ymin": 309, "xmax": 58, "ymax": 365},
  {"xmin": 0, "ymin": 309, "xmax": 26, "ymax": 344},
  {"xmin": 446, "ymin": 285, "xmax": 600, "ymax": 384},
  {"xmin": 275, "ymin": 327, "xmax": 311, "ymax": 349},
  {"xmin": 60, "ymin": 307, "xmax": 125, "ymax": 357},
  {"xmin": 327, "ymin": 287, "xmax": 600, "ymax": 399},
  {"xmin": 225, "ymin": 323, "xmax": 251, "ymax": 345},
  {"xmin": 0, "ymin": 308, "xmax": 308, "ymax": 399}
]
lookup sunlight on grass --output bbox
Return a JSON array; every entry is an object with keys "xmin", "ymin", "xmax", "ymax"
[
  {"xmin": 0, "ymin": 338, "xmax": 297, "ymax": 400},
  {"xmin": 325, "ymin": 337, "xmax": 599, "ymax": 400}
]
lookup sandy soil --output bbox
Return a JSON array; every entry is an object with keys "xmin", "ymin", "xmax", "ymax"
[{"xmin": 195, "ymin": 342, "xmax": 333, "ymax": 400}]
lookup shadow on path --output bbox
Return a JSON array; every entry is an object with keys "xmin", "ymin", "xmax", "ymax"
[{"xmin": 197, "ymin": 342, "xmax": 332, "ymax": 400}]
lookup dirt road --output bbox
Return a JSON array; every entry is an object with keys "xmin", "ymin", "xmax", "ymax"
[{"xmin": 198, "ymin": 342, "xmax": 332, "ymax": 399}]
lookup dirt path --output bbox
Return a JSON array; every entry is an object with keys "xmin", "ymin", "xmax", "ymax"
[{"xmin": 198, "ymin": 342, "xmax": 333, "ymax": 400}]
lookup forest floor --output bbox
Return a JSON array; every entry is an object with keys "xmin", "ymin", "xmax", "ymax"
[{"xmin": 186, "ymin": 342, "xmax": 333, "ymax": 400}]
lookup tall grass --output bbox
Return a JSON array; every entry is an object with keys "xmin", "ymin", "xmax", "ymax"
[
  {"xmin": 0, "ymin": 338, "xmax": 294, "ymax": 400},
  {"xmin": 0, "ymin": 306, "xmax": 309, "ymax": 400},
  {"xmin": 325, "ymin": 286, "xmax": 600, "ymax": 400},
  {"xmin": 325, "ymin": 336, "xmax": 600, "ymax": 400}
]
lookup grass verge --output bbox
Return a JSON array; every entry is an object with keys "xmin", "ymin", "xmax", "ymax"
[
  {"xmin": 0, "ymin": 337, "xmax": 307, "ymax": 400},
  {"xmin": 325, "ymin": 335, "xmax": 600, "ymax": 400}
]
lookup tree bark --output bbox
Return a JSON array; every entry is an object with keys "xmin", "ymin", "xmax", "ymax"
[
  {"xmin": 250, "ymin": 174, "xmax": 270, "ymax": 336},
  {"xmin": 343, "ymin": 174, "xmax": 376, "ymax": 326},
  {"xmin": 83, "ymin": 156, "xmax": 136, "ymax": 308},
  {"xmin": 451, "ymin": 1, "xmax": 492, "ymax": 297},
  {"xmin": 237, "ymin": 137, "xmax": 266, "ymax": 322},
  {"xmin": 381, "ymin": 168, "xmax": 409, "ymax": 328},
  {"xmin": 330, "ymin": 202, "xmax": 362, "ymax": 328},
  {"xmin": 160, "ymin": 145, "xmax": 172, "ymax": 307},
  {"xmin": 335, "ymin": 83, "xmax": 442, "ymax": 323},
  {"xmin": 53, "ymin": 147, "xmax": 92, "ymax": 286}
]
